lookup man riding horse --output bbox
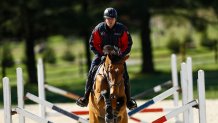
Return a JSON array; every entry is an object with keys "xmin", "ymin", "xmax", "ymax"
[{"xmin": 76, "ymin": 7, "xmax": 137, "ymax": 110}]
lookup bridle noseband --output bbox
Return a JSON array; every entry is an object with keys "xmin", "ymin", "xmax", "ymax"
[{"xmin": 103, "ymin": 63, "xmax": 122, "ymax": 89}]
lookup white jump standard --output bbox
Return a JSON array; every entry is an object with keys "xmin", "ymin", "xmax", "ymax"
[
  {"xmin": 3, "ymin": 77, "xmax": 53, "ymax": 123},
  {"xmin": 152, "ymin": 70, "xmax": 206, "ymax": 123}
]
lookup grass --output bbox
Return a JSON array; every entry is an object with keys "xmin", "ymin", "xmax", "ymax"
[{"xmin": 0, "ymin": 33, "xmax": 218, "ymax": 108}]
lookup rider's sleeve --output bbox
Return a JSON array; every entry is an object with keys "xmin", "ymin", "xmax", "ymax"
[
  {"xmin": 89, "ymin": 28, "xmax": 103, "ymax": 56},
  {"xmin": 119, "ymin": 27, "xmax": 133, "ymax": 56}
]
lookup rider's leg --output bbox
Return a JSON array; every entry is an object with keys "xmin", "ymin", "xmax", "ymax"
[
  {"xmin": 76, "ymin": 57, "xmax": 101, "ymax": 107},
  {"xmin": 123, "ymin": 63, "xmax": 137, "ymax": 110}
]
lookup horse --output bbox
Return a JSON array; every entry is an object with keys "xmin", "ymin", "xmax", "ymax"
[{"xmin": 88, "ymin": 45, "xmax": 129, "ymax": 123}]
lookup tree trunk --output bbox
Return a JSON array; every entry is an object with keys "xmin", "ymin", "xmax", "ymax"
[
  {"xmin": 84, "ymin": 31, "xmax": 91, "ymax": 71},
  {"xmin": 1, "ymin": 62, "xmax": 6, "ymax": 77},
  {"xmin": 20, "ymin": 0, "xmax": 37, "ymax": 84},
  {"xmin": 140, "ymin": 9, "xmax": 155, "ymax": 73},
  {"xmin": 25, "ymin": 37, "xmax": 37, "ymax": 84},
  {"xmin": 82, "ymin": 0, "xmax": 91, "ymax": 72}
]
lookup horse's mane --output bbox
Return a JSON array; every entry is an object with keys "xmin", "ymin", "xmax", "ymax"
[{"xmin": 103, "ymin": 45, "xmax": 122, "ymax": 63}]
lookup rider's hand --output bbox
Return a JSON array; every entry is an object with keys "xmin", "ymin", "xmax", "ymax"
[{"xmin": 101, "ymin": 56, "xmax": 106, "ymax": 61}]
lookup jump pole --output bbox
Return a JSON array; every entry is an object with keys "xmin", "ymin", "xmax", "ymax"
[
  {"xmin": 37, "ymin": 58, "xmax": 46, "ymax": 118},
  {"xmin": 198, "ymin": 70, "xmax": 206, "ymax": 123},
  {"xmin": 129, "ymin": 117, "xmax": 148, "ymax": 123},
  {"xmin": 16, "ymin": 68, "xmax": 25, "ymax": 123},
  {"xmin": 152, "ymin": 100, "xmax": 198, "ymax": 123},
  {"xmin": 44, "ymin": 84, "xmax": 80, "ymax": 100},
  {"xmin": 3, "ymin": 76, "xmax": 52, "ymax": 123},
  {"xmin": 152, "ymin": 70, "xmax": 207, "ymax": 123},
  {"xmin": 133, "ymin": 80, "xmax": 172, "ymax": 99},
  {"xmin": 25, "ymin": 92, "xmax": 88, "ymax": 123},
  {"xmin": 171, "ymin": 54, "xmax": 180, "ymax": 122},
  {"xmin": 187, "ymin": 57, "xmax": 194, "ymax": 123},
  {"xmin": 180, "ymin": 62, "xmax": 189, "ymax": 123},
  {"xmin": 3, "ymin": 77, "xmax": 12, "ymax": 123},
  {"xmin": 15, "ymin": 107, "xmax": 53, "ymax": 123},
  {"xmin": 128, "ymin": 86, "xmax": 179, "ymax": 116}
]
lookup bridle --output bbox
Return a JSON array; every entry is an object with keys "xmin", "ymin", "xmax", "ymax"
[{"xmin": 103, "ymin": 63, "xmax": 122, "ymax": 90}]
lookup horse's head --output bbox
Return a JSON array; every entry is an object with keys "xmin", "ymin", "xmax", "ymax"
[{"xmin": 102, "ymin": 45, "xmax": 129, "ymax": 106}]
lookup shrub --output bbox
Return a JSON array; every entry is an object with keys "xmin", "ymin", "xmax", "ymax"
[
  {"xmin": 43, "ymin": 46, "xmax": 57, "ymax": 64},
  {"xmin": 1, "ymin": 43, "xmax": 15, "ymax": 67},
  {"xmin": 167, "ymin": 38, "xmax": 181, "ymax": 54},
  {"xmin": 201, "ymin": 38, "xmax": 216, "ymax": 50},
  {"xmin": 62, "ymin": 49, "xmax": 75, "ymax": 62}
]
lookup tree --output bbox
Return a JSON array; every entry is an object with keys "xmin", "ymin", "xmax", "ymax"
[{"xmin": 0, "ymin": 0, "xmax": 79, "ymax": 83}]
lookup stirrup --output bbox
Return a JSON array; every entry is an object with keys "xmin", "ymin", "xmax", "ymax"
[{"xmin": 76, "ymin": 97, "xmax": 88, "ymax": 107}]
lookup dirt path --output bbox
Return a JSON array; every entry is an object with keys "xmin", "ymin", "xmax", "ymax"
[{"xmin": 0, "ymin": 100, "xmax": 217, "ymax": 123}]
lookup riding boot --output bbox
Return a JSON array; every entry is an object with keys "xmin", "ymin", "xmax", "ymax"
[
  {"xmin": 76, "ymin": 65, "xmax": 98, "ymax": 107},
  {"xmin": 125, "ymin": 81, "xmax": 137, "ymax": 110},
  {"xmin": 123, "ymin": 63, "xmax": 137, "ymax": 110}
]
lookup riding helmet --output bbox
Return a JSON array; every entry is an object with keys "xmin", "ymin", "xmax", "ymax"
[{"xmin": 103, "ymin": 7, "xmax": 117, "ymax": 18}]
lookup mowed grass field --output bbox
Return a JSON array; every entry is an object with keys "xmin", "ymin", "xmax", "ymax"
[{"xmin": 0, "ymin": 33, "xmax": 218, "ymax": 107}]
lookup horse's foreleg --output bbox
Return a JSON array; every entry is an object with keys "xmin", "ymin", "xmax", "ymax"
[{"xmin": 89, "ymin": 110, "xmax": 99, "ymax": 123}]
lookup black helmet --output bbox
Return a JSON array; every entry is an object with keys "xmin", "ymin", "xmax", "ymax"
[{"xmin": 103, "ymin": 7, "xmax": 117, "ymax": 18}]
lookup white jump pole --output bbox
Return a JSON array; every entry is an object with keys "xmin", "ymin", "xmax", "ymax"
[
  {"xmin": 3, "ymin": 77, "xmax": 12, "ymax": 123},
  {"xmin": 198, "ymin": 70, "xmax": 206, "ymax": 123},
  {"xmin": 180, "ymin": 63, "xmax": 189, "ymax": 123},
  {"xmin": 37, "ymin": 58, "xmax": 46, "ymax": 118},
  {"xmin": 15, "ymin": 108, "xmax": 53, "ymax": 123},
  {"xmin": 16, "ymin": 68, "xmax": 25, "ymax": 123},
  {"xmin": 171, "ymin": 54, "xmax": 179, "ymax": 122},
  {"xmin": 187, "ymin": 57, "xmax": 194, "ymax": 123}
]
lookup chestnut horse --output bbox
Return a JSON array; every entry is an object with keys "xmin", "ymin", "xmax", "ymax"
[{"xmin": 89, "ymin": 45, "xmax": 128, "ymax": 123}]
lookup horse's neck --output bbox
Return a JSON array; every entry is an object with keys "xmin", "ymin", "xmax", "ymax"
[{"xmin": 98, "ymin": 63, "xmax": 106, "ymax": 76}]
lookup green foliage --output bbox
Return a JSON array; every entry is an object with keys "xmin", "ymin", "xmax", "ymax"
[
  {"xmin": 43, "ymin": 46, "xmax": 57, "ymax": 64},
  {"xmin": 201, "ymin": 33, "xmax": 216, "ymax": 50},
  {"xmin": 167, "ymin": 38, "xmax": 181, "ymax": 54},
  {"xmin": 201, "ymin": 39, "xmax": 216, "ymax": 50},
  {"xmin": 1, "ymin": 42, "xmax": 15, "ymax": 67},
  {"xmin": 62, "ymin": 49, "xmax": 75, "ymax": 62}
]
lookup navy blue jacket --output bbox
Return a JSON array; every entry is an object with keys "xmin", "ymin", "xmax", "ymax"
[{"xmin": 89, "ymin": 22, "xmax": 133, "ymax": 58}]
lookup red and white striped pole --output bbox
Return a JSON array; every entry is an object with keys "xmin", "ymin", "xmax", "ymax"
[{"xmin": 152, "ymin": 100, "xmax": 197, "ymax": 123}]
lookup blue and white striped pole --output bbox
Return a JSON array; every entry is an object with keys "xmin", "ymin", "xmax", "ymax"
[{"xmin": 128, "ymin": 86, "xmax": 179, "ymax": 116}]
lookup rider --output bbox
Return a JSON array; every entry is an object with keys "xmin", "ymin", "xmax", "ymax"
[{"xmin": 76, "ymin": 7, "xmax": 137, "ymax": 110}]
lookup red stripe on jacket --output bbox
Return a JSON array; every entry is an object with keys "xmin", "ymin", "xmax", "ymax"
[
  {"xmin": 119, "ymin": 31, "xmax": 129, "ymax": 53},
  {"xmin": 92, "ymin": 31, "xmax": 103, "ymax": 55}
]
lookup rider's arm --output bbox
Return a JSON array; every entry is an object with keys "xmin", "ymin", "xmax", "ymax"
[
  {"xmin": 89, "ymin": 28, "xmax": 103, "ymax": 56},
  {"xmin": 119, "ymin": 26, "xmax": 133, "ymax": 57}
]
